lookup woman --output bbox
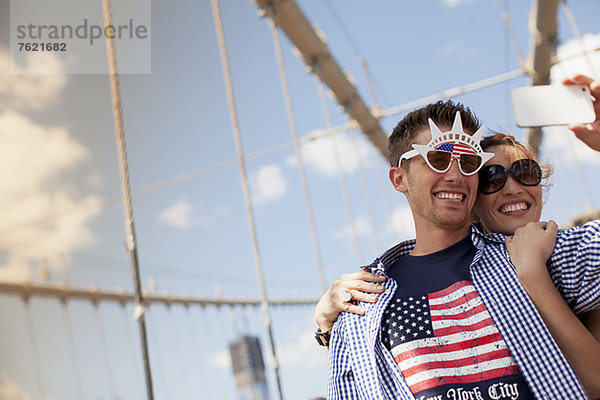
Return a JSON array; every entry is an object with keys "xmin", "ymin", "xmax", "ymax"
[{"xmin": 315, "ymin": 75, "xmax": 600, "ymax": 397}]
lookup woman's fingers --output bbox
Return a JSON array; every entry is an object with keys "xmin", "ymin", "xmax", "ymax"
[
  {"xmin": 346, "ymin": 289, "xmax": 378, "ymax": 303},
  {"xmin": 343, "ymin": 303, "xmax": 367, "ymax": 316}
]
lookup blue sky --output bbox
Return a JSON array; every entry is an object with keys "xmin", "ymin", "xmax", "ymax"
[{"xmin": 1, "ymin": 0, "xmax": 600, "ymax": 399}]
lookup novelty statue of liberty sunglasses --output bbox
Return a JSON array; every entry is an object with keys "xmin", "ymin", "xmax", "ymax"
[{"xmin": 398, "ymin": 112, "xmax": 495, "ymax": 176}]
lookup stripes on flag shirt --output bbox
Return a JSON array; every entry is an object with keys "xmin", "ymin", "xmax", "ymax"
[{"xmin": 380, "ymin": 235, "xmax": 534, "ymax": 400}]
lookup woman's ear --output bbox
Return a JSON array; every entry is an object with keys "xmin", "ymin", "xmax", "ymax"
[{"xmin": 389, "ymin": 167, "xmax": 408, "ymax": 193}]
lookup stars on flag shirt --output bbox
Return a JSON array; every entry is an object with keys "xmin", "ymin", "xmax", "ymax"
[{"xmin": 381, "ymin": 235, "xmax": 534, "ymax": 399}]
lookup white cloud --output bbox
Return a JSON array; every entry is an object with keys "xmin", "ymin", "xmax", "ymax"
[
  {"xmin": 210, "ymin": 349, "xmax": 231, "ymax": 369},
  {"xmin": 265, "ymin": 327, "xmax": 327, "ymax": 369},
  {"xmin": 439, "ymin": 0, "xmax": 476, "ymax": 7},
  {"xmin": 0, "ymin": 47, "xmax": 68, "ymax": 111},
  {"xmin": 386, "ymin": 206, "xmax": 416, "ymax": 238},
  {"xmin": 250, "ymin": 164, "xmax": 288, "ymax": 206},
  {"xmin": 158, "ymin": 199, "xmax": 192, "ymax": 229},
  {"xmin": 0, "ymin": 372, "xmax": 58, "ymax": 400},
  {"xmin": 157, "ymin": 199, "xmax": 231, "ymax": 229},
  {"xmin": 286, "ymin": 131, "xmax": 375, "ymax": 178},
  {"xmin": 550, "ymin": 33, "xmax": 600, "ymax": 82},
  {"xmin": 198, "ymin": 205, "xmax": 231, "ymax": 227},
  {"xmin": 332, "ymin": 214, "xmax": 371, "ymax": 240},
  {"xmin": 0, "ymin": 372, "xmax": 33, "ymax": 400},
  {"xmin": 0, "ymin": 111, "xmax": 100, "ymax": 281}
]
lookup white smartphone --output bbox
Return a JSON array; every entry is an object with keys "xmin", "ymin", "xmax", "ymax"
[{"xmin": 511, "ymin": 85, "xmax": 595, "ymax": 128}]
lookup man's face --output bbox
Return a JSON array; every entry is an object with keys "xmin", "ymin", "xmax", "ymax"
[{"xmin": 394, "ymin": 127, "xmax": 479, "ymax": 233}]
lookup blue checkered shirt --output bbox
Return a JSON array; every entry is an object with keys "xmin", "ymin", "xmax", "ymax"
[{"xmin": 327, "ymin": 222, "xmax": 600, "ymax": 400}]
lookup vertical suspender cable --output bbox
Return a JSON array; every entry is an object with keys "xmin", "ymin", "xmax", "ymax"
[
  {"xmin": 561, "ymin": 1, "xmax": 599, "ymax": 79},
  {"xmin": 122, "ymin": 303, "xmax": 145, "ymax": 397},
  {"xmin": 267, "ymin": 12, "xmax": 329, "ymax": 291},
  {"xmin": 350, "ymin": 131, "xmax": 382, "ymax": 254},
  {"xmin": 145, "ymin": 306, "xmax": 170, "ymax": 399},
  {"xmin": 210, "ymin": 1, "xmax": 285, "ymax": 399},
  {"xmin": 24, "ymin": 298, "xmax": 46, "ymax": 400},
  {"xmin": 376, "ymin": 161, "xmax": 402, "ymax": 243},
  {"xmin": 186, "ymin": 307, "xmax": 211, "ymax": 399},
  {"xmin": 323, "ymin": 0, "xmax": 389, "ymax": 108},
  {"xmin": 95, "ymin": 303, "xmax": 118, "ymax": 399},
  {"xmin": 313, "ymin": 75, "xmax": 364, "ymax": 263},
  {"xmin": 167, "ymin": 306, "xmax": 192, "ymax": 400},
  {"xmin": 62, "ymin": 301, "xmax": 85, "ymax": 400},
  {"xmin": 502, "ymin": 1, "xmax": 527, "ymax": 69},
  {"xmin": 101, "ymin": 1, "xmax": 154, "ymax": 399}
]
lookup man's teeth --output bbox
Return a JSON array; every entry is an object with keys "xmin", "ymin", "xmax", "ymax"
[
  {"xmin": 500, "ymin": 203, "xmax": 528, "ymax": 214},
  {"xmin": 435, "ymin": 193, "xmax": 463, "ymax": 201}
]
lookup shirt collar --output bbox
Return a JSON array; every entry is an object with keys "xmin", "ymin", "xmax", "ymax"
[{"xmin": 368, "ymin": 224, "xmax": 506, "ymax": 273}]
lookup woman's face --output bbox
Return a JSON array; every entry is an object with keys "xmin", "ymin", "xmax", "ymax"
[{"xmin": 474, "ymin": 145, "xmax": 543, "ymax": 235}]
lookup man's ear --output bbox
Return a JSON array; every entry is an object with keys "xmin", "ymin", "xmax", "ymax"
[{"xmin": 389, "ymin": 167, "xmax": 408, "ymax": 193}]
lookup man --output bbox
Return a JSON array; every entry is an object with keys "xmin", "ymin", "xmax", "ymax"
[{"xmin": 327, "ymin": 99, "xmax": 600, "ymax": 399}]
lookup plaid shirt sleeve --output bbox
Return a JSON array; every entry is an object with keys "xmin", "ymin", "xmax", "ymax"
[
  {"xmin": 549, "ymin": 220, "xmax": 600, "ymax": 314},
  {"xmin": 327, "ymin": 315, "xmax": 359, "ymax": 400}
]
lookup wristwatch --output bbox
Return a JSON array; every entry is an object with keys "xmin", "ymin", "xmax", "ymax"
[{"xmin": 315, "ymin": 328, "xmax": 331, "ymax": 347}]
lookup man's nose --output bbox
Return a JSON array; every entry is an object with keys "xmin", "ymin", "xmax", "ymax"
[{"xmin": 445, "ymin": 158, "xmax": 462, "ymax": 179}]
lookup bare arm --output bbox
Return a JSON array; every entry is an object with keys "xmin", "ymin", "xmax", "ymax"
[
  {"xmin": 315, "ymin": 269, "xmax": 386, "ymax": 332},
  {"xmin": 507, "ymin": 221, "xmax": 600, "ymax": 398}
]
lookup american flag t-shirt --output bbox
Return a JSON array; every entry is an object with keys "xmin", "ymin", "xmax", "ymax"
[{"xmin": 381, "ymin": 280, "xmax": 529, "ymax": 397}]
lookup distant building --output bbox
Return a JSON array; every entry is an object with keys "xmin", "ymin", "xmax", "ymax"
[{"xmin": 229, "ymin": 335, "xmax": 270, "ymax": 400}]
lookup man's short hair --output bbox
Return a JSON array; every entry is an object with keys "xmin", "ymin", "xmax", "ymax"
[{"xmin": 387, "ymin": 100, "xmax": 481, "ymax": 168}]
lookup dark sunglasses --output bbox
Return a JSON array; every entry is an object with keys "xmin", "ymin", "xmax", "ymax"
[{"xmin": 478, "ymin": 159, "xmax": 542, "ymax": 195}]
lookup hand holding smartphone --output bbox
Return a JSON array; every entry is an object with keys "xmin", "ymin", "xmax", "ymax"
[{"xmin": 511, "ymin": 85, "xmax": 595, "ymax": 128}]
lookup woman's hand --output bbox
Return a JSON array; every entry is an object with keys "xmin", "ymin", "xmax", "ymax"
[
  {"xmin": 505, "ymin": 220, "xmax": 557, "ymax": 285},
  {"xmin": 563, "ymin": 74, "xmax": 600, "ymax": 152},
  {"xmin": 315, "ymin": 269, "xmax": 386, "ymax": 332}
]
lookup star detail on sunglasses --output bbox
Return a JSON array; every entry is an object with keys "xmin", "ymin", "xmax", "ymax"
[{"xmin": 413, "ymin": 111, "xmax": 493, "ymax": 164}]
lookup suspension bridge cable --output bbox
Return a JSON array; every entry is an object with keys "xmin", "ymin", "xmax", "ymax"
[
  {"xmin": 210, "ymin": 2, "xmax": 285, "ymax": 399},
  {"xmin": 268, "ymin": 11, "xmax": 329, "ymax": 292},
  {"xmin": 375, "ymin": 160, "xmax": 402, "ymax": 243},
  {"xmin": 61, "ymin": 301, "xmax": 85, "ymax": 400},
  {"xmin": 144, "ymin": 305, "xmax": 169, "ymax": 400},
  {"xmin": 122, "ymin": 303, "xmax": 145, "ymax": 398},
  {"xmin": 350, "ymin": 131, "xmax": 382, "ymax": 254},
  {"xmin": 0, "ymin": 129, "xmax": 339, "ymax": 238},
  {"xmin": 323, "ymin": 0, "xmax": 390, "ymax": 108},
  {"xmin": 3, "ymin": 63, "xmax": 571, "ymax": 241},
  {"xmin": 24, "ymin": 299, "xmax": 46, "ymax": 400},
  {"xmin": 381, "ymin": 69, "xmax": 527, "ymax": 118},
  {"xmin": 94, "ymin": 302, "xmax": 118, "ymax": 399},
  {"xmin": 561, "ymin": 1, "xmax": 599, "ymax": 79},
  {"xmin": 167, "ymin": 305, "xmax": 192, "ymax": 400},
  {"xmin": 502, "ymin": 0, "xmax": 517, "ymax": 128},
  {"xmin": 314, "ymin": 73, "xmax": 364, "ymax": 264},
  {"xmin": 545, "ymin": 131, "xmax": 585, "ymax": 213},
  {"xmin": 100, "ymin": 1, "xmax": 154, "ymax": 398},
  {"xmin": 502, "ymin": 0, "xmax": 527, "ymax": 69},
  {"xmin": 186, "ymin": 306, "xmax": 210, "ymax": 399}
]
